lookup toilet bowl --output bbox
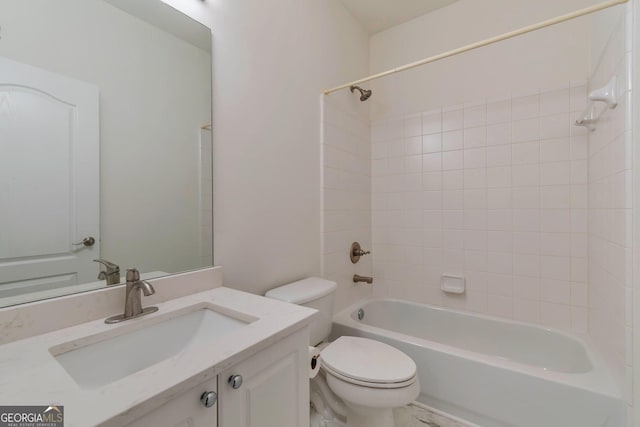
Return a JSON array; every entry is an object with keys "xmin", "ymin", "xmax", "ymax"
[
  {"xmin": 265, "ymin": 278, "xmax": 420, "ymax": 427},
  {"xmin": 321, "ymin": 336, "xmax": 420, "ymax": 427}
]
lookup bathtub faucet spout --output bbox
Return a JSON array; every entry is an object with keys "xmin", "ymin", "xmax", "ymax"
[{"xmin": 353, "ymin": 274, "xmax": 373, "ymax": 284}]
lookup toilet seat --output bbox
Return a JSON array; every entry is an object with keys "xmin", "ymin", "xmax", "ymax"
[{"xmin": 321, "ymin": 336, "xmax": 417, "ymax": 389}]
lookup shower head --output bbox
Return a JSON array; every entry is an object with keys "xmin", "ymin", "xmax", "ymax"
[{"xmin": 350, "ymin": 85, "xmax": 372, "ymax": 102}]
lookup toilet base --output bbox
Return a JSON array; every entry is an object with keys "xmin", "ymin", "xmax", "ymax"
[{"xmin": 324, "ymin": 371, "xmax": 420, "ymax": 427}]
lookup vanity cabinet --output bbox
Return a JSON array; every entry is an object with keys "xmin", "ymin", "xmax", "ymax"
[
  {"xmin": 219, "ymin": 329, "xmax": 309, "ymax": 427},
  {"xmin": 123, "ymin": 328, "xmax": 308, "ymax": 427},
  {"xmin": 125, "ymin": 378, "xmax": 218, "ymax": 427}
]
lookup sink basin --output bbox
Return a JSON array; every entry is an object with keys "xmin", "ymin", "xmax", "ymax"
[{"xmin": 53, "ymin": 307, "xmax": 251, "ymax": 388}]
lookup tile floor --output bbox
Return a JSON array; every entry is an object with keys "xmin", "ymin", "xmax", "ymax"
[
  {"xmin": 393, "ymin": 403, "xmax": 478, "ymax": 427},
  {"xmin": 312, "ymin": 402, "xmax": 477, "ymax": 427}
]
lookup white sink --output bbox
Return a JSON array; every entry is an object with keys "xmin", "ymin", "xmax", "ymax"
[{"xmin": 53, "ymin": 307, "xmax": 250, "ymax": 388}]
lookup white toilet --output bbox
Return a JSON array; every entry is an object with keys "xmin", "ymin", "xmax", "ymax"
[{"xmin": 266, "ymin": 277, "xmax": 419, "ymax": 427}]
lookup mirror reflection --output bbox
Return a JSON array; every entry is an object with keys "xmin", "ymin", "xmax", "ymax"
[{"xmin": 0, "ymin": 0, "xmax": 213, "ymax": 307}]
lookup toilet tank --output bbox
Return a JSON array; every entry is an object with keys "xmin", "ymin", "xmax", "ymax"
[{"xmin": 265, "ymin": 277, "xmax": 337, "ymax": 345}]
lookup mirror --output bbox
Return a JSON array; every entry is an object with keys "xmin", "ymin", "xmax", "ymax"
[{"xmin": 0, "ymin": 0, "xmax": 213, "ymax": 308}]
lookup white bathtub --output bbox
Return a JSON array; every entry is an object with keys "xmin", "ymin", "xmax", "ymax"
[{"xmin": 330, "ymin": 299, "xmax": 625, "ymax": 427}]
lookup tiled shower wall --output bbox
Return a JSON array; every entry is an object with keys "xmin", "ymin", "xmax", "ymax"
[
  {"xmin": 322, "ymin": 94, "xmax": 373, "ymax": 312},
  {"xmin": 587, "ymin": 7, "xmax": 633, "ymax": 402},
  {"xmin": 371, "ymin": 84, "xmax": 590, "ymax": 332}
]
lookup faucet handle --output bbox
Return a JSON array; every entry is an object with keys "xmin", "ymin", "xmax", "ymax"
[
  {"xmin": 94, "ymin": 259, "xmax": 119, "ymax": 272},
  {"xmin": 126, "ymin": 268, "xmax": 140, "ymax": 282}
]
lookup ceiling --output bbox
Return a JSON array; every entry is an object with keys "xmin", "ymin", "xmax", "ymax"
[{"xmin": 340, "ymin": 0, "xmax": 460, "ymax": 34}]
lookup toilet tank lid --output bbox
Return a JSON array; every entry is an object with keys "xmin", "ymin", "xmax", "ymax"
[{"xmin": 265, "ymin": 277, "xmax": 337, "ymax": 304}]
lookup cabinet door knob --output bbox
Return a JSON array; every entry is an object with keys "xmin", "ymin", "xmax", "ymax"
[
  {"xmin": 200, "ymin": 391, "xmax": 217, "ymax": 408},
  {"xmin": 228, "ymin": 374, "xmax": 243, "ymax": 389}
]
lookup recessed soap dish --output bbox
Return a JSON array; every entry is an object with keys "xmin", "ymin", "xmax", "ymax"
[{"xmin": 441, "ymin": 275, "xmax": 465, "ymax": 294}]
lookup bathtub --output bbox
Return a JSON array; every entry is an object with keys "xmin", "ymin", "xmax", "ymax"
[{"xmin": 330, "ymin": 299, "xmax": 625, "ymax": 427}]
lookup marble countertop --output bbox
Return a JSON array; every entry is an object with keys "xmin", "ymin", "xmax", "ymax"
[{"xmin": 0, "ymin": 286, "xmax": 315, "ymax": 427}]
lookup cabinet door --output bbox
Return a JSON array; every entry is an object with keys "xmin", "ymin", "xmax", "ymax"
[
  {"xmin": 125, "ymin": 377, "xmax": 217, "ymax": 427},
  {"xmin": 219, "ymin": 329, "xmax": 308, "ymax": 427}
]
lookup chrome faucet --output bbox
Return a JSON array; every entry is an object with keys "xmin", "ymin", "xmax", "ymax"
[
  {"xmin": 353, "ymin": 274, "xmax": 373, "ymax": 284},
  {"xmin": 105, "ymin": 268, "xmax": 158, "ymax": 324},
  {"xmin": 93, "ymin": 259, "xmax": 121, "ymax": 286}
]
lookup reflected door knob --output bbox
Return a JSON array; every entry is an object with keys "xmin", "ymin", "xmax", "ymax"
[
  {"xmin": 200, "ymin": 391, "xmax": 217, "ymax": 408},
  {"xmin": 228, "ymin": 374, "xmax": 243, "ymax": 389},
  {"xmin": 72, "ymin": 237, "xmax": 96, "ymax": 247}
]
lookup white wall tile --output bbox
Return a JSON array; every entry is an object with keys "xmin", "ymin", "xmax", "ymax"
[
  {"xmin": 423, "ymin": 111, "xmax": 442, "ymax": 135},
  {"xmin": 369, "ymin": 74, "xmax": 625, "ymax": 339},
  {"xmin": 512, "ymin": 142, "xmax": 540, "ymax": 165},
  {"xmin": 540, "ymin": 302, "xmax": 572, "ymax": 329},
  {"xmin": 540, "ymin": 138, "xmax": 571, "ymax": 162},
  {"xmin": 442, "ymin": 170, "xmax": 464, "ymax": 190},
  {"xmin": 512, "ymin": 94, "xmax": 539, "ymax": 120},
  {"xmin": 487, "ymin": 100, "xmax": 511, "ymax": 125},
  {"xmin": 540, "ymin": 113, "xmax": 571, "ymax": 139},
  {"xmin": 487, "ymin": 189, "xmax": 511, "ymax": 209},
  {"xmin": 464, "ymin": 105, "xmax": 486, "ymax": 129},
  {"xmin": 406, "ymin": 137, "xmax": 423, "ymax": 156},
  {"xmin": 487, "ymin": 122, "xmax": 512, "ymax": 146},
  {"xmin": 540, "ymin": 209, "xmax": 571, "ymax": 233},
  {"xmin": 513, "ymin": 209, "xmax": 540, "ymax": 233},
  {"xmin": 514, "ymin": 298, "xmax": 541, "ymax": 323},
  {"xmin": 423, "ymin": 172, "xmax": 443, "ymax": 191},
  {"xmin": 441, "ymin": 190, "xmax": 462, "ymax": 210},
  {"xmin": 540, "ymin": 162, "xmax": 571, "ymax": 186},
  {"xmin": 405, "ymin": 115, "xmax": 423, "ymax": 137},
  {"xmin": 514, "ymin": 254, "xmax": 540, "ymax": 277},
  {"xmin": 540, "ymin": 233, "xmax": 571, "ymax": 256},
  {"xmin": 488, "ymin": 231, "xmax": 513, "ymax": 252},
  {"xmin": 443, "ymin": 130, "xmax": 464, "ymax": 151},
  {"xmin": 423, "ymin": 134, "xmax": 442, "ymax": 153},
  {"xmin": 512, "ymin": 118, "xmax": 540, "ymax": 143},
  {"xmin": 487, "ymin": 210, "xmax": 512, "ymax": 231},
  {"xmin": 443, "ymin": 109, "xmax": 463, "ymax": 131},
  {"xmin": 442, "ymin": 150, "xmax": 463, "ymax": 170},
  {"xmin": 515, "ymin": 276, "xmax": 540, "ymax": 300},
  {"xmin": 540, "ymin": 279, "xmax": 571, "ymax": 304},
  {"xmin": 464, "ymin": 126, "xmax": 487, "ymax": 148},
  {"xmin": 486, "ymin": 145, "xmax": 512, "ymax": 167},
  {"xmin": 486, "ymin": 166, "xmax": 512, "ymax": 188},
  {"xmin": 540, "ymin": 186, "xmax": 572, "ymax": 209},
  {"xmin": 464, "ymin": 168, "xmax": 487, "ymax": 189},
  {"xmin": 463, "ymin": 148, "xmax": 486, "ymax": 169},
  {"xmin": 540, "ymin": 88, "xmax": 570, "ymax": 115},
  {"xmin": 512, "ymin": 164, "xmax": 540, "ymax": 187},
  {"xmin": 423, "ymin": 152, "xmax": 443, "ymax": 171},
  {"xmin": 487, "ymin": 294, "xmax": 513, "ymax": 319},
  {"xmin": 513, "ymin": 188, "xmax": 540, "ymax": 209}
]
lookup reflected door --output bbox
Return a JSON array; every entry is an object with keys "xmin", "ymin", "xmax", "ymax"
[{"xmin": 0, "ymin": 56, "xmax": 99, "ymax": 297}]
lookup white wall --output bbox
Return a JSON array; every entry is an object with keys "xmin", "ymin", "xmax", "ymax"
[
  {"xmin": 369, "ymin": 0, "xmax": 598, "ymax": 119},
  {"xmin": 587, "ymin": 2, "xmax": 633, "ymax": 408},
  {"xmin": 161, "ymin": 0, "xmax": 370, "ymax": 295},
  {"xmin": 0, "ymin": 0, "xmax": 212, "ymax": 274}
]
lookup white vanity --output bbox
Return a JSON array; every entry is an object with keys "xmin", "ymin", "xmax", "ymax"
[{"xmin": 0, "ymin": 267, "xmax": 315, "ymax": 427}]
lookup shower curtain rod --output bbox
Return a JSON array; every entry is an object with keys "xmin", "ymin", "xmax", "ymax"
[{"xmin": 323, "ymin": 0, "xmax": 629, "ymax": 95}]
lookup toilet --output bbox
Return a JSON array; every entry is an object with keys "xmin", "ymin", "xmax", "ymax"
[{"xmin": 265, "ymin": 277, "xmax": 419, "ymax": 427}]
